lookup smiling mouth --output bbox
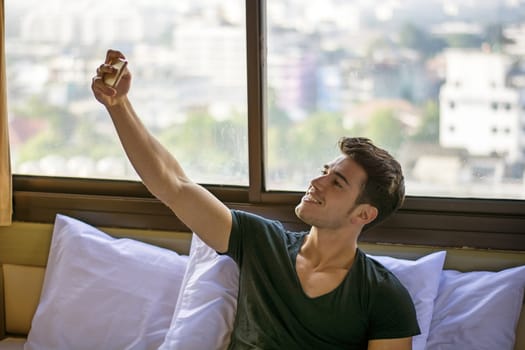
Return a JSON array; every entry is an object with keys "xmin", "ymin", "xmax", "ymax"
[{"xmin": 303, "ymin": 191, "xmax": 322, "ymax": 205}]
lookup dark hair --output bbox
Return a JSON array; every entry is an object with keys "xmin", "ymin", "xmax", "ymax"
[{"xmin": 338, "ymin": 137, "xmax": 405, "ymax": 231}]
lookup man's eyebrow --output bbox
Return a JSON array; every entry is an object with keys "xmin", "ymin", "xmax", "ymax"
[
  {"xmin": 334, "ymin": 170, "xmax": 350, "ymax": 186},
  {"xmin": 324, "ymin": 163, "xmax": 350, "ymax": 186}
]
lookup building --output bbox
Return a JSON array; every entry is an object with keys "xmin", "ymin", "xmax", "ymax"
[{"xmin": 439, "ymin": 49, "xmax": 525, "ymax": 163}]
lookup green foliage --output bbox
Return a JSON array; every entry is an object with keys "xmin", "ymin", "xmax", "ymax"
[
  {"xmin": 75, "ymin": 118, "xmax": 122, "ymax": 159},
  {"xmin": 410, "ymin": 100, "xmax": 439, "ymax": 143},
  {"xmin": 444, "ymin": 33, "xmax": 483, "ymax": 49},
  {"xmin": 15, "ymin": 96, "xmax": 123, "ymax": 163},
  {"xmin": 266, "ymin": 88, "xmax": 294, "ymax": 175},
  {"xmin": 15, "ymin": 97, "xmax": 74, "ymax": 161},
  {"xmin": 270, "ymin": 111, "xmax": 344, "ymax": 178},
  {"xmin": 363, "ymin": 108, "xmax": 404, "ymax": 153},
  {"xmin": 158, "ymin": 109, "xmax": 248, "ymax": 180}
]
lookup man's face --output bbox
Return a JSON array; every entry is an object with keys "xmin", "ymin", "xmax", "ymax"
[{"xmin": 295, "ymin": 155, "xmax": 368, "ymax": 230}]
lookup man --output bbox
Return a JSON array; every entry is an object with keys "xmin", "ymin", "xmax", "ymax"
[{"xmin": 92, "ymin": 50, "xmax": 420, "ymax": 350}]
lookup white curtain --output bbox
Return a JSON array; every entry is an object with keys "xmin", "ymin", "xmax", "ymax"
[{"xmin": 0, "ymin": 0, "xmax": 12, "ymax": 226}]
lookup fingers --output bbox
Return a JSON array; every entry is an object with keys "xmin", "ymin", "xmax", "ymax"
[
  {"xmin": 92, "ymin": 49, "xmax": 127, "ymax": 100},
  {"xmin": 92, "ymin": 64, "xmax": 113, "ymax": 88},
  {"xmin": 105, "ymin": 49, "xmax": 126, "ymax": 65},
  {"xmin": 96, "ymin": 63, "xmax": 115, "ymax": 76},
  {"xmin": 92, "ymin": 65, "xmax": 117, "ymax": 98},
  {"xmin": 91, "ymin": 75, "xmax": 115, "ymax": 96}
]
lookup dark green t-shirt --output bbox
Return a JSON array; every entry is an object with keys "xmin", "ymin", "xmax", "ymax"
[{"xmin": 225, "ymin": 210, "xmax": 420, "ymax": 350}]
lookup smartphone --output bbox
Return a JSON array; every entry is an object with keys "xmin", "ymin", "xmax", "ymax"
[{"xmin": 103, "ymin": 59, "xmax": 128, "ymax": 87}]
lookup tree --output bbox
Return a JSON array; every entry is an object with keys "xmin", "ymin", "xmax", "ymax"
[
  {"xmin": 364, "ymin": 108, "xmax": 404, "ymax": 153},
  {"xmin": 266, "ymin": 88, "xmax": 294, "ymax": 182},
  {"xmin": 15, "ymin": 96, "xmax": 75, "ymax": 161},
  {"xmin": 158, "ymin": 109, "xmax": 248, "ymax": 183},
  {"xmin": 286, "ymin": 111, "xmax": 345, "ymax": 179},
  {"xmin": 444, "ymin": 33, "xmax": 483, "ymax": 49},
  {"xmin": 410, "ymin": 100, "xmax": 439, "ymax": 143}
]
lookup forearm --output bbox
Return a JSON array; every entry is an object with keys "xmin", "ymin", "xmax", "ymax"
[{"xmin": 106, "ymin": 97, "xmax": 187, "ymax": 203}]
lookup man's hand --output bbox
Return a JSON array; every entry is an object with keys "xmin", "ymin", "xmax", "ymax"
[{"xmin": 91, "ymin": 49, "xmax": 131, "ymax": 107}]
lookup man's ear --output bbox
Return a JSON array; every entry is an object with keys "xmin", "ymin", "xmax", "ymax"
[{"xmin": 351, "ymin": 204, "xmax": 378, "ymax": 225}]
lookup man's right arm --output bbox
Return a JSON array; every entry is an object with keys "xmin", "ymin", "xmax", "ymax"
[{"xmin": 91, "ymin": 49, "xmax": 232, "ymax": 253}]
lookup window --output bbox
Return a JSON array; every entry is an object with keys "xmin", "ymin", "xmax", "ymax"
[
  {"xmin": 265, "ymin": 0, "xmax": 525, "ymax": 200},
  {"xmin": 4, "ymin": 1, "xmax": 525, "ymax": 246},
  {"xmin": 6, "ymin": 0, "xmax": 248, "ymax": 186},
  {"xmin": 8, "ymin": 0, "xmax": 525, "ymax": 199}
]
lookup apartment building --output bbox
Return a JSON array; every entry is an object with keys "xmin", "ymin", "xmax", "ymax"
[{"xmin": 439, "ymin": 49, "xmax": 525, "ymax": 163}]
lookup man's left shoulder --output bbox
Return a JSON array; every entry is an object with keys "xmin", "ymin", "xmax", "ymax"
[{"xmin": 361, "ymin": 253, "xmax": 408, "ymax": 292}]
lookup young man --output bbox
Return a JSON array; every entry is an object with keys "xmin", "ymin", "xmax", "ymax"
[{"xmin": 92, "ymin": 50, "xmax": 420, "ymax": 350}]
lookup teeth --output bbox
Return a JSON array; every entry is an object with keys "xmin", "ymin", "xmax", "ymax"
[{"xmin": 305, "ymin": 192, "xmax": 321, "ymax": 204}]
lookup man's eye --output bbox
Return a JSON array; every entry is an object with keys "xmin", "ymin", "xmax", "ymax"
[{"xmin": 334, "ymin": 181, "xmax": 343, "ymax": 188}]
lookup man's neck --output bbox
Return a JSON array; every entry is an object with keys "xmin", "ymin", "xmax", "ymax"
[
  {"xmin": 295, "ymin": 228, "xmax": 360, "ymax": 298},
  {"xmin": 299, "ymin": 227, "xmax": 359, "ymax": 271}
]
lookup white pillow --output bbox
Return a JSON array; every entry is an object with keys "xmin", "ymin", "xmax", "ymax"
[
  {"xmin": 25, "ymin": 214, "xmax": 188, "ymax": 350},
  {"xmin": 368, "ymin": 251, "xmax": 446, "ymax": 350},
  {"xmin": 159, "ymin": 234, "xmax": 239, "ymax": 350},
  {"xmin": 426, "ymin": 265, "xmax": 525, "ymax": 350}
]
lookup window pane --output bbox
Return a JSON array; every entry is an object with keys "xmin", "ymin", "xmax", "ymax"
[
  {"xmin": 6, "ymin": 0, "xmax": 248, "ymax": 186},
  {"xmin": 266, "ymin": 0, "xmax": 525, "ymax": 199}
]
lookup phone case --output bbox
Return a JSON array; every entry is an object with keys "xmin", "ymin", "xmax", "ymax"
[{"xmin": 103, "ymin": 59, "xmax": 128, "ymax": 87}]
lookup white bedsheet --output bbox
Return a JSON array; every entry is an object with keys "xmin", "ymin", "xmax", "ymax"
[{"xmin": 0, "ymin": 338, "xmax": 25, "ymax": 350}]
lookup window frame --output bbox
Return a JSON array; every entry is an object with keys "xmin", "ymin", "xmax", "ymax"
[{"xmin": 9, "ymin": 0, "xmax": 525, "ymax": 251}]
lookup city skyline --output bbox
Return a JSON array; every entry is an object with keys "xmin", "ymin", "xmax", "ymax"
[{"xmin": 5, "ymin": 0, "xmax": 525, "ymax": 199}]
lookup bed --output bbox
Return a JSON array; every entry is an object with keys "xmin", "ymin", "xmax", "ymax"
[{"xmin": 1, "ymin": 214, "xmax": 524, "ymax": 350}]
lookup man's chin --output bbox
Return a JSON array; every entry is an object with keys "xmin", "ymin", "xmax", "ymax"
[
  {"xmin": 295, "ymin": 205, "xmax": 313, "ymax": 226},
  {"xmin": 295, "ymin": 204, "xmax": 305, "ymax": 220},
  {"xmin": 294, "ymin": 205, "xmax": 302, "ymax": 220}
]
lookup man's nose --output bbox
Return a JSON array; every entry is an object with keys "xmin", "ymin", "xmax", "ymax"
[{"xmin": 310, "ymin": 174, "xmax": 328, "ymax": 189}]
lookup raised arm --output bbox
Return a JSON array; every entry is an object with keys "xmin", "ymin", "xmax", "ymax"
[{"xmin": 91, "ymin": 49, "xmax": 232, "ymax": 252}]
